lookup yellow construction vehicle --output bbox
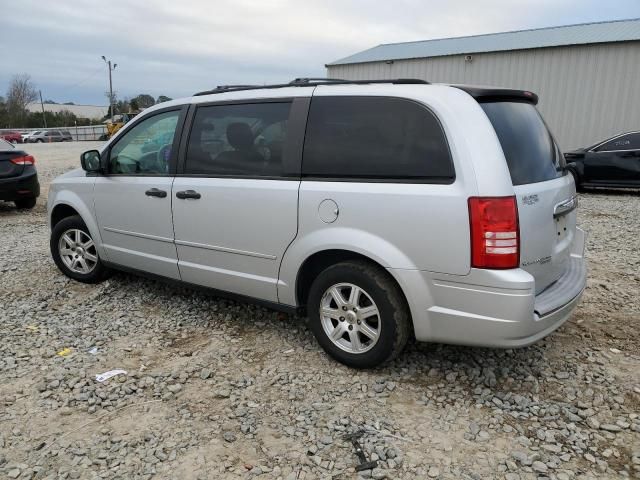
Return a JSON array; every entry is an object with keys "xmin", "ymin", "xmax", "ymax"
[{"xmin": 104, "ymin": 112, "xmax": 139, "ymax": 139}]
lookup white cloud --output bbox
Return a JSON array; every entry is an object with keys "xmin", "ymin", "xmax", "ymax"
[{"xmin": 2, "ymin": 0, "xmax": 639, "ymax": 103}]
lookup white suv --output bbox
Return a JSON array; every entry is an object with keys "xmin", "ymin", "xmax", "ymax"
[{"xmin": 48, "ymin": 78, "xmax": 586, "ymax": 368}]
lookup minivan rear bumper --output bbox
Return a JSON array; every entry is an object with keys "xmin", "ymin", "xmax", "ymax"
[{"xmin": 391, "ymin": 227, "xmax": 586, "ymax": 348}]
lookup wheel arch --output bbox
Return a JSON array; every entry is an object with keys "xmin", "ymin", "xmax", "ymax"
[
  {"xmin": 48, "ymin": 195, "xmax": 107, "ymax": 260},
  {"xmin": 294, "ymin": 249, "xmax": 412, "ymax": 319},
  {"xmin": 50, "ymin": 203, "xmax": 81, "ymax": 228}
]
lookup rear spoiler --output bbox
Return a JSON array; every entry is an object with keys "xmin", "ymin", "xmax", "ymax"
[{"xmin": 451, "ymin": 85, "xmax": 538, "ymax": 105}]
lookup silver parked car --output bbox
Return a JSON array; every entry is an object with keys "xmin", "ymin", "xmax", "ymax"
[
  {"xmin": 27, "ymin": 129, "xmax": 73, "ymax": 143},
  {"xmin": 47, "ymin": 78, "xmax": 586, "ymax": 368},
  {"xmin": 21, "ymin": 131, "xmax": 41, "ymax": 143}
]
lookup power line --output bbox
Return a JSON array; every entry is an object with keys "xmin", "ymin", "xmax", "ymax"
[{"xmin": 46, "ymin": 66, "xmax": 105, "ymax": 101}]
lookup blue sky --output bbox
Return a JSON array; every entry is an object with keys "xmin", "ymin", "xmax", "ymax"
[{"xmin": 2, "ymin": 0, "xmax": 639, "ymax": 105}]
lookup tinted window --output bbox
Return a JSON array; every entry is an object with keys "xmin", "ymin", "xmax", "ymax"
[
  {"xmin": 302, "ymin": 96, "xmax": 453, "ymax": 180},
  {"xmin": 109, "ymin": 110, "xmax": 180, "ymax": 174},
  {"xmin": 596, "ymin": 133, "xmax": 640, "ymax": 152},
  {"xmin": 186, "ymin": 102, "xmax": 291, "ymax": 177},
  {"xmin": 481, "ymin": 102, "xmax": 562, "ymax": 186}
]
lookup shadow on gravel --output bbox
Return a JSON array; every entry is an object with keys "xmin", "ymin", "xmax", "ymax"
[
  {"xmin": 578, "ymin": 187, "xmax": 640, "ymax": 196},
  {"xmin": 109, "ymin": 269, "xmax": 556, "ymax": 392}
]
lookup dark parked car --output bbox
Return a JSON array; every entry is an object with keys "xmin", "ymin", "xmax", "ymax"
[
  {"xmin": 565, "ymin": 131, "xmax": 640, "ymax": 189},
  {"xmin": 0, "ymin": 139, "xmax": 40, "ymax": 209},
  {"xmin": 0, "ymin": 131, "xmax": 22, "ymax": 144}
]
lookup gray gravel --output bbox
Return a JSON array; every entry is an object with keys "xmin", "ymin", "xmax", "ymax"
[{"xmin": 1, "ymin": 142, "xmax": 639, "ymax": 479}]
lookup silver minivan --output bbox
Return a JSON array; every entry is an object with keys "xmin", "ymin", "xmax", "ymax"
[{"xmin": 47, "ymin": 78, "xmax": 586, "ymax": 368}]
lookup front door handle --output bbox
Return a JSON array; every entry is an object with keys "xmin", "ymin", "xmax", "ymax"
[
  {"xmin": 145, "ymin": 188, "xmax": 167, "ymax": 198},
  {"xmin": 176, "ymin": 190, "xmax": 201, "ymax": 200}
]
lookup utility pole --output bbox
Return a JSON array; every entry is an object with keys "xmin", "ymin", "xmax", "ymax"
[
  {"xmin": 39, "ymin": 90, "xmax": 47, "ymax": 128},
  {"xmin": 101, "ymin": 56, "xmax": 117, "ymax": 120}
]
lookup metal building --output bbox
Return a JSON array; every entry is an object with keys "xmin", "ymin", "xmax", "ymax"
[
  {"xmin": 326, "ymin": 18, "xmax": 640, "ymax": 150},
  {"xmin": 26, "ymin": 102, "xmax": 108, "ymax": 120}
]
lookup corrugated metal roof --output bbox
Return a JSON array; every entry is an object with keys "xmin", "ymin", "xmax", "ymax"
[{"xmin": 327, "ymin": 18, "xmax": 640, "ymax": 66}]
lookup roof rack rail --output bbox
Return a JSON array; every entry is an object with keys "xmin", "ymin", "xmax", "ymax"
[
  {"xmin": 193, "ymin": 78, "xmax": 430, "ymax": 96},
  {"xmin": 289, "ymin": 77, "xmax": 348, "ymax": 85}
]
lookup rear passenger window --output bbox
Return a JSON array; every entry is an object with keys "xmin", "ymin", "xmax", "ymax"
[
  {"xmin": 185, "ymin": 102, "xmax": 291, "ymax": 177},
  {"xmin": 302, "ymin": 96, "xmax": 453, "ymax": 181},
  {"xmin": 596, "ymin": 133, "xmax": 640, "ymax": 151}
]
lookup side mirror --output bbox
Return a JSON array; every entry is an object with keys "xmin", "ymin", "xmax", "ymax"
[{"xmin": 81, "ymin": 150, "xmax": 101, "ymax": 172}]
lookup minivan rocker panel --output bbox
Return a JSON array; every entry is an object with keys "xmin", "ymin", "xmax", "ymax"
[{"xmin": 47, "ymin": 80, "xmax": 587, "ymax": 368}]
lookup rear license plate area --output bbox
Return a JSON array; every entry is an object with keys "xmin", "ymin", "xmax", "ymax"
[{"xmin": 555, "ymin": 215, "xmax": 569, "ymax": 242}]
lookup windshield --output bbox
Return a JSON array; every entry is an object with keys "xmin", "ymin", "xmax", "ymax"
[{"xmin": 481, "ymin": 102, "xmax": 564, "ymax": 186}]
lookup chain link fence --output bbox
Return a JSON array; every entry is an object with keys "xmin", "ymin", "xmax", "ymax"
[{"xmin": 0, "ymin": 125, "xmax": 107, "ymax": 142}]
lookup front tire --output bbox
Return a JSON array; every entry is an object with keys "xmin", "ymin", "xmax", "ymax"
[
  {"xmin": 36, "ymin": 139, "xmax": 44, "ymax": 143},
  {"xmin": 15, "ymin": 197, "xmax": 36, "ymax": 209},
  {"xmin": 50, "ymin": 215, "xmax": 111, "ymax": 283},
  {"xmin": 307, "ymin": 260, "xmax": 410, "ymax": 369}
]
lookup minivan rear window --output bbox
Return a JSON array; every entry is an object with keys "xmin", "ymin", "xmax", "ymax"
[
  {"xmin": 303, "ymin": 96, "xmax": 454, "ymax": 181},
  {"xmin": 481, "ymin": 102, "xmax": 563, "ymax": 186}
]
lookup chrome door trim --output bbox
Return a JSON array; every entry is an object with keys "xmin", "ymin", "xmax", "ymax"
[
  {"xmin": 174, "ymin": 239, "xmax": 277, "ymax": 260},
  {"xmin": 103, "ymin": 226, "xmax": 174, "ymax": 243}
]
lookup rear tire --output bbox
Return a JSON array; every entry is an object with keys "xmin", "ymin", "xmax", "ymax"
[
  {"xmin": 36, "ymin": 139, "xmax": 44, "ymax": 143},
  {"xmin": 307, "ymin": 260, "xmax": 410, "ymax": 369},
  {"xmin": 15, "ymin": 197, "xmax": 36, "ymax": 209},
  {"xmin": 50, "ymin": 215, "xmax": 112, "ymax": 284}
]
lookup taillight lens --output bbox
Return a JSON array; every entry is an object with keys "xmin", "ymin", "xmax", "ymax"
[
  {"xmin": 468, "ymin": 196, "xmax": 519, "ymax": 269},
  {"xmin": 10, "ymin": 155, "xmax": 35, "ymax": 166}
]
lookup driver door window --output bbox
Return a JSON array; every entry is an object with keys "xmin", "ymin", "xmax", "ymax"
[
  {"xmin": 595, "ymin": 133, "xmax": 639, "ymax": 152},
  {"xmin": 109, "ymin": 110, "xmax": 180, "ymax": 174}
]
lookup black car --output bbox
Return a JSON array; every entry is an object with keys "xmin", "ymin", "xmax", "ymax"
[
  {"xmin": 565, "ymin": 131, "xmax": 640, "ymax": 189},
  {"xmin": 0, "ymin": 139, "xmax": 40, "ymax": 209}
]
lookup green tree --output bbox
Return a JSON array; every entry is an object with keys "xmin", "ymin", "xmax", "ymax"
[
  {"xmin": 132, "ymin": 94, "xmax": 155, "ymax": 108},
  {"xmin": 156, "ymin": 95, "xmax": 172, "ymax": 104}
]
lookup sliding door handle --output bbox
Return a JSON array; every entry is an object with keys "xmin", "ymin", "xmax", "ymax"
[
  {"xmin": 176, "ymin": 190, "xmax": 201, "ymax": 200},
  {"xmin": 145, "ymin": 188, "xmax": 167, "ymax": 198}
]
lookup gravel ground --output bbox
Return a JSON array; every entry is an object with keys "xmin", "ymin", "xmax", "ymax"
[{"xmin": 1, "ymin": 142, "xmax": 639, "ymax": 480}]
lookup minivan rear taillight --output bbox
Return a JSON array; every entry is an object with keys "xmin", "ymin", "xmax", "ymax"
[
  {"xmin": 468, "ymin": 196, "xmax": 519, "ymax": 269},
  {"xmin": 10, "ymin": 155, "xmax": 36, "ymax": 166}
]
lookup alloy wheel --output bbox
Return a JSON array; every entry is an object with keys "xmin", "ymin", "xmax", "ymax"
[
  {"xmin": 319, "ymin": 283, "xmax": 381, "ymax": 354},
  {"xmin": 58, "ymin": 229, "xmax": 98, "ymax": 274}
]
